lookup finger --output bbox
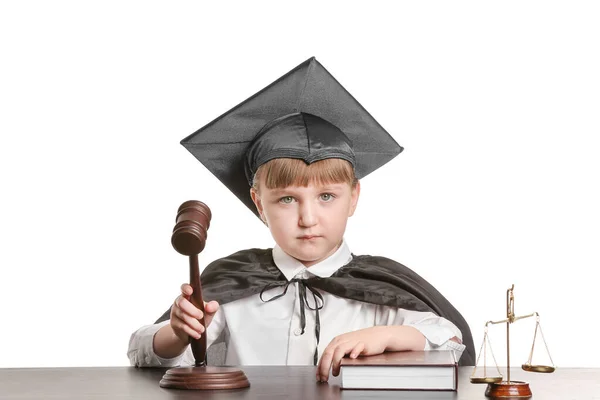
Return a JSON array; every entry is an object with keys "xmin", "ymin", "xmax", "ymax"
[
  {"xmin": 317, "ymin": 346, "xmax": 334, "ymax": 382},
  {"xmin": 318, "ymin": 340, "xmax": 349, "ymax": 382},
  {"xmin": 180, "ymin": 283, "xmax": 193, "ymax": 297},
  {"xmin": 349, "ymin": 342, "xmax": 365, "ymax": 359},
  {"xmin": 171, "ymin": 306, "xmax": 205, "ymax": 334},
  {"xmin": 173, "ymin": 319, "xmax": 203, "ymax": 340},
  {"xmin": 331, "ymin": 344, "xmax": 355, "ymax": 377},
  {"xmin": 203, "ymin": 301, "xmax": 220, "ymax": 327},
  {"xmin": 176, "ymin": 296, "xmax": 203, "ymax": 320},
  {"xmin": 172, "ymin": 300, "xmax": 205, "ymax": 335},
  {"xmin": 204, "ymin": 300, "xmax": 220, "ymax": 314}
]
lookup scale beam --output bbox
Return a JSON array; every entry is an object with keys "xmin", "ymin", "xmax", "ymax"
[{"xmin": 470, "ymin": 285, "xmax": 555, "ymax": 399}]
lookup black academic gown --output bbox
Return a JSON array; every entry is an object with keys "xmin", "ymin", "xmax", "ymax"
[{"xmin": 156, "ymin": 248, "xmax": 475, "ymax": 366}]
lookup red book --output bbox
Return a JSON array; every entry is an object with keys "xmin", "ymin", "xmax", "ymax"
[{"xmin": 340, "ymin": 350, "xmax": 458, "ymax": 391}]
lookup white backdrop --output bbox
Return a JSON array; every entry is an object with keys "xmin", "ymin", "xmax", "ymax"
[{"xmin": 1, "ymin": 1, "xmax": 599, "ymax": 369}]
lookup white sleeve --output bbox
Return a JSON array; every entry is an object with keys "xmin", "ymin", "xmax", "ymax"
[
  {"xmin": 127, "ymin": 320, "xmax": 192, "ymax": 367},
  {"xmin": 375, "ymin": 306, "xmax": 466, "ymax": 361},
  {"xmin": 127, "ymin": 309, "xmax": 226, "ymax": 367}
]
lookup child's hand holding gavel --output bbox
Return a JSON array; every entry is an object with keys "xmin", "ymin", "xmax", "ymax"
[{"xmin": 169, "ymin": 283, "xmax": 220, "ymax": 344}]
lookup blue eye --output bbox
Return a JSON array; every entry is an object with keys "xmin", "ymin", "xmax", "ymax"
[
  {"xmin": 320, "ymin": 193, "xmax": 334, "ymax": 202},
  {"xmin": 280, "ymin": 196, "xmax": 294, "ymax": 204}
]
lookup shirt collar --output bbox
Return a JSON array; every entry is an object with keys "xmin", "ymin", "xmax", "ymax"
[{"xmin": 272, "ymin": 239, "xmax": 353, "ymax": 281}]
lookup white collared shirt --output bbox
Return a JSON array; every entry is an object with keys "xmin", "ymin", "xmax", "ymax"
[{"xmin": 128, "ymin": 241, "xmax": 465, "ymax": 367}]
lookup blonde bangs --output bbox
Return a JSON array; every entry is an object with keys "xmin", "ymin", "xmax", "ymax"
[{"xmin": 253, "ymin": 158, "xmax": 357, "ymax": 190}]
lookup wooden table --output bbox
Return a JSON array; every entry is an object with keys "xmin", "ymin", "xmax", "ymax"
[{"xmin": 1, "ymin": 366, "xmax": 598, "ymax": 399}]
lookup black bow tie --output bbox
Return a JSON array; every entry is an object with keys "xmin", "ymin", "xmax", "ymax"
[{"xmin": 260, "ymin": 278, "xmax": 324, "ymax": 365}]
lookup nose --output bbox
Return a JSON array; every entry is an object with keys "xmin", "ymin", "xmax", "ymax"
[{"xmin": 298, "ymin": 201, "xmax": 317, "ymax": 228}]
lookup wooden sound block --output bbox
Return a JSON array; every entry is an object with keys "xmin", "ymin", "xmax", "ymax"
[
  {"xmin": 159, "ymin": 366, "xmax": 250, "ymax": 390},
  {"xmin": 485, "ymin": 381, "xmax": 532, "ymax": 399}
]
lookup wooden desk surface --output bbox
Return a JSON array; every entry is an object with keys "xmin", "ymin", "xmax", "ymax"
[{"xmin": 0, "ymin": 366, "xmax": 598, "ymax": 399}]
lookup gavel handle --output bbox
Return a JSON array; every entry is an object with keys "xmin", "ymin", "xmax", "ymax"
[{"xmin": 189, "ymin": 254, "xmax": 207, "ymax": 367}]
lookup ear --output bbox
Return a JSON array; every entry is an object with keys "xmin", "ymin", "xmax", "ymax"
[
  {"xmin": 348, "ymin": 181, "xmax": 361, "ymax": 217},
  {"xmin": 250, "ymin": 187, "xmax": 267, "ymax": 222}
]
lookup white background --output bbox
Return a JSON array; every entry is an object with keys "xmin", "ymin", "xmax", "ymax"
[{"xmin": 1, "ymin": 1, "xmax": 599, "ymax": 369}]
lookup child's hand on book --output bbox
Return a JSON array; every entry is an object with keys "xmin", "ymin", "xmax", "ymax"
[
  {"xmin": 169, "ymin": 283, "xmax": 220, "ymax": 344},
  {"xmin": 316, "ymin": 325, "xmax": 426, "ymax": 382},
  {"xmin": 317, "ymin": 326, "xmax": 388, "ymax": 382}
]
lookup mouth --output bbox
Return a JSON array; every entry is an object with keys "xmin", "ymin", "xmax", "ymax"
[{"xmin": 298, "ymin": 235, "xmax": 320, "ymax": 240}]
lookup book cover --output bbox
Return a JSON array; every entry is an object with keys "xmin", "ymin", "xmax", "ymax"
[{"xmin": 340, "ymin": 350, "xmax": 458, "ymax": 391}]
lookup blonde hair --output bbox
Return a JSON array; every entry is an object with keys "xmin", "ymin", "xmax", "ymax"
[{"xmin": 252, "ymin": 158, "xmax": 358, "ymax": 191}]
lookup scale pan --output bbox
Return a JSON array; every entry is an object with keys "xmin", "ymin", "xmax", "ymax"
[
  {"xmin": 470, "ymin": 376, "xmax": 503, "ymax": 384},
  {"xmin": 522, "ymin": 364, "xmax": 555, "ymax": 373}
]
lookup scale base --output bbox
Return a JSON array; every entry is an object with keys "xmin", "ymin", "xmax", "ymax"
[
  {"xmin": 485, "ymin": 381, "xmax": 531, "ymax": 398},
  {"xmin": 160, "ymin": 366, "xmax": 250, "ymax": 390}
]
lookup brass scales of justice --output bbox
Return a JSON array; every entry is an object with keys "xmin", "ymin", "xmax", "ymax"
[
  {"xmin": 470, "ymin": 284, "xmax": 556, "ymax": 398},
  {"xmin": 159, "ymin": 200, "xmax": 250, "ymax": 390}
]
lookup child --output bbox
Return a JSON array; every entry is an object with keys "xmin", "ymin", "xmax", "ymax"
[{"xmin": 127, "ymin": 58, "xmax": 475, "ymax": 381}]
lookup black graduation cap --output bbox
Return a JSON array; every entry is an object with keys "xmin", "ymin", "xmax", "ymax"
[{"xmin": 181, "ymin": 57, "xmax": 403, "ymax": 217}]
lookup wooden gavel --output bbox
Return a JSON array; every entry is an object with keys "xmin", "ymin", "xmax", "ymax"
[
  {"xmin": 160, "ymin": 200, "xmax": 249, "ymax": 390},
  {"xmin": 171, "ymin": 200, "xmax": 212, "ymax": 367}
]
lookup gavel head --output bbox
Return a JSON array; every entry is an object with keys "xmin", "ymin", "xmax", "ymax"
[{"xmin": 171, "ymin": 200, "xmax": 212, "ymax": 256}]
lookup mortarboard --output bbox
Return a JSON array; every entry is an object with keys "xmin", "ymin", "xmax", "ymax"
[{"xmin": 181, "ymin": 57, "xmax": 403, "ymax": 217}]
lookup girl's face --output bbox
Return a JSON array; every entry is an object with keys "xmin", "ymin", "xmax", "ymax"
[{"xmin": 251, "ymin": 179, "xmax": 360, "ymax": 267}]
